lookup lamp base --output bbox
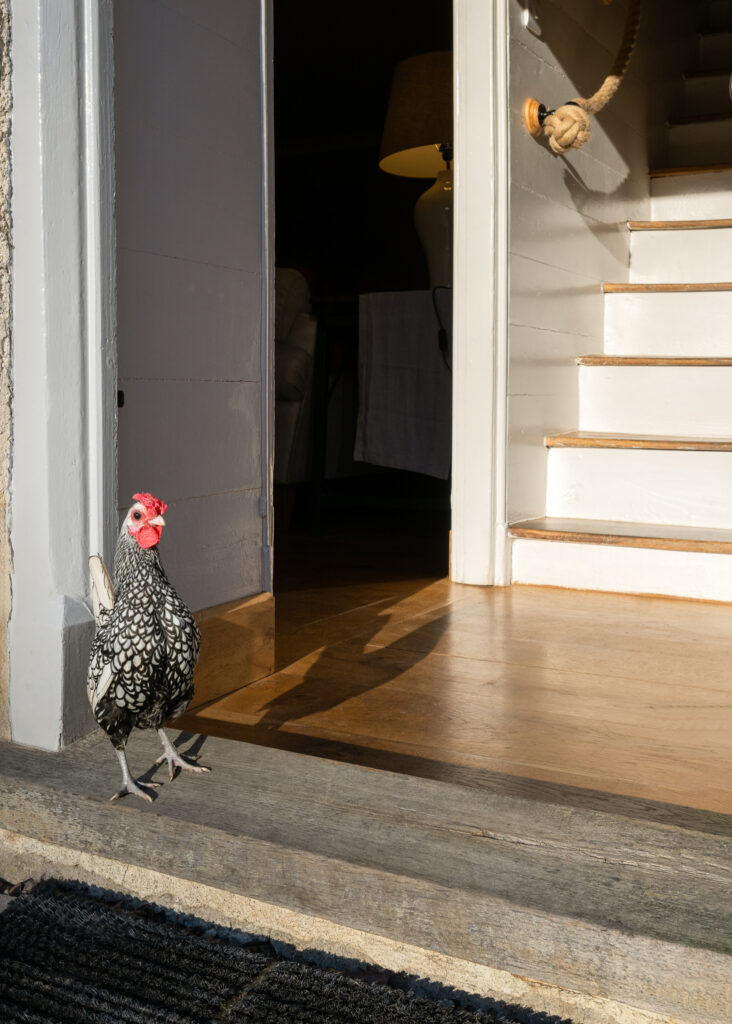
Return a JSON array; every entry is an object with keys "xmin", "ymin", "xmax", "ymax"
[{"xmin": 414, "ymin": 169, "xmax": 453, "ymax": 289}]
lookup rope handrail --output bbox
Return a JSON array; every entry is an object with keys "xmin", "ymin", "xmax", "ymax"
[{"xmin": 524, "ymin": 0, "xmax": 642, "ymax": 155}]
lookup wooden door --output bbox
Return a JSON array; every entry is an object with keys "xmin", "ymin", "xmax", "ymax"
[{"xmin": 114, "ymin": 0, "xmax": 274, "ymax": 704}]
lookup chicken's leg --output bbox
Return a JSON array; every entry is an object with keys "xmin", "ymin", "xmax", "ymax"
[
  {"xmin": 111, "ymin": 747, "xmax": 161, "ymax": 802},
  {"xmin": 155, "ymin": 728, "xmax": 211, "ymax": 781}
]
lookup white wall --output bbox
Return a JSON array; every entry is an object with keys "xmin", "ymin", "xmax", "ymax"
[
  {"xmin": 506, "ymin": 0, "xmax": 697, "ymax": 524},
  {"xmin": 8, "ymin": 0, "xmax": 110, "ymax": 749},
  {"xmin": 114, "ymin": 0, "xmax": 270, "ymax": 612}
]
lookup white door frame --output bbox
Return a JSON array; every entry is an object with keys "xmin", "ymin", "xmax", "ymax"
[
  {"xmin": 260, "ymin": 0, "xmax": 276, "ymax": 594},
  {"xmin": 83, "ymin": 0, "xmax": 118, "ymax": 570},
  {"xmin": 451, "ymin": 0, "xmax": 510, "ymax": 586}
]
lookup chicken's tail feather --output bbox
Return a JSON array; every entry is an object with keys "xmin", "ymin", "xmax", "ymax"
[{"xmin": 89, "ymin": 555, "xmax": 114, "ymax": 623}]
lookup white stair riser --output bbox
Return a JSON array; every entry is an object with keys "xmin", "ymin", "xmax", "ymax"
[
  {"xmin": 651, "ymin": 170, "xmax": 732, "ymax": 219},
  {"xmin": 547, "ymin": 447, "xmax": 732, "ymax": 529},
  {"xmin": 630, "ymin": 227, "xmax": 732, "ymax": 282},
  {"xmin": 683, "ymin": 73, "xmax": 732, "ymax": 117},
  {"xmin": 512, "ymin": 538, "xmax": 732, "ymax": 602},
  {"xmin": 579, "ymin": 365, "xmax": 732, "ymax": 436},
  {"xmin": 709, "ymin": 1, "xmax": 732, "ymax": 30},
  {"xmin": 667, "ymin": 120, "xmax": 732, "ymax": 167},
  {"xmin": 604, "ymin": 290, "xmax": 732, "ymax": 355},
  {"xmin": 698, "ymin": 31, "xmax": 732, "ymax": 67}
]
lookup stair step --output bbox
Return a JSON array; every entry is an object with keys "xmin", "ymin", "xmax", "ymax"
[
  {"xmin": 650, "ymin": 163, "xmax": 732, "ymax": 177},
  {"xmin": 697, "ymin": 29, "xmax": 732, "ymax": 68},
  {"xmin": 604, "ymin": 287, "xmax": 732, "ymax": 353},
  {"xmin": 628, "ymin": 218, "xmax": 732, "ymax": 230},
  {"xmin": 510, "ymin": 517, "xmax": 732, "ymax": 554},
  {"xmin": 682, "ymin": 70, "xmax": 732, "ymax": 117},
  {"xmin": 650, "ymin": 165, "xmax": 732, "ymax": 219},
  {"xmin": 578, "ymin": 364, "xmax": 732, "ymax": 436},
  {"xmin": 511, "ymin": 514, "xmax": 732, "ymax": 599},
  {"xmin": 667, "ymin": 115, "xmax": 732, "ymax": 166},
  {"xmin": 578, "ymin": 356, "xmax": 732, "ymax": 365},
  {"xmin": 512, "ymin": 533, "xmax": 732, "ymax": 602},
  {"xmin": 546, "ymin": 444, "xmax": 732, "ymax": 530},
  {"xmin": 603, "ymin": 281, "xmax": 732, "ymax": 293},
  {"xmin": 708, "ymin": 0, "xmax": 732, "ymax": 31},
  {"xmin": 650, "ymin": 165, "xmax": 732, "ymax": 220},
  {"xmin": 545, "ymin": 431, "xmax": 732, "ymax": 452},
  {"xmin": 684, "ymin": 66, "xmax": 732, "ymax": 78},
  {"xmin": 628, "ymin": 226, "xmax": 732, "ymax": 282},
  {"xmin": 670, "ymin": 111, "xmax": 732, "ymax": 126}
]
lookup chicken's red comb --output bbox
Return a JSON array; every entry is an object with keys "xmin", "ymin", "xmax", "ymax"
[{"xmin": 132, "ymin": 492, "xmax": 168, "ymax": 517}]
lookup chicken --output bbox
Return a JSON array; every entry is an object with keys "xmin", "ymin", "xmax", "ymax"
[{"xmin": 86, "ymin": 492, "xmax": 210, "ymax": 802}]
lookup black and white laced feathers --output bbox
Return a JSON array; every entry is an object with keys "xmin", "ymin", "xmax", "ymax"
[{"xmin": 87, "ymin": 493, "xmax": 209, "ymax": 801}]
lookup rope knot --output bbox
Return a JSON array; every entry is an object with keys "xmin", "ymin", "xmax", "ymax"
[
  {"xmin": 543, "ymin": 103, "xmax": 591, "ymax": 154},
  {"xmin": 526, "ymin": 0, "xmax": 640, "ymax": 155}
]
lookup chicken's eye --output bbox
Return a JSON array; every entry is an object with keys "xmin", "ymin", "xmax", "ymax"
[{"xmin": 132, "ymin": 511, "xmax": 142, "ymax": 521}]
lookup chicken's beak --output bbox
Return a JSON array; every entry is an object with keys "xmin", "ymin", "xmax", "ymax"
[{"xmin": 148, "ymin": 515, "xmax": 166, "ymax": 527}]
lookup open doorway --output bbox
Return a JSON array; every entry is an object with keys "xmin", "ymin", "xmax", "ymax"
[{"xmin": 272, "ymin": 0, "xmax": 454, "ymax": 612}]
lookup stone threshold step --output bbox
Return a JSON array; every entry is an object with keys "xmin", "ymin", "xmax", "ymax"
[
  {"xmin": 4, "ymin": 828, "xmax": 678, "ymax": 1024},
  {"xmin": 510, "ymin": 517, "xmax": 732, "ymax": 554},
  {"xmin": 0, "ymin": 733, "xmax": 730, "ymax": 1024}
]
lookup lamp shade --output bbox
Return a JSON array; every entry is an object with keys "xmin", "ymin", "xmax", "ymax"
[{"xmin": 379, "ymin": 51, "xmax": 453, "ymax": 178}]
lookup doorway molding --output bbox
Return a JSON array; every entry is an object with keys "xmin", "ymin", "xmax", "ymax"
[
  {"xmin": 7, "ymin": 0, "xmax": 116, "ymax": 749},
  {"xmin": 451, "ymin": 0, "xmax": 510, "ymax": 586},
  {"xmin": 83, "ymin": 0, "xmax": 118, "ymax": 570}
]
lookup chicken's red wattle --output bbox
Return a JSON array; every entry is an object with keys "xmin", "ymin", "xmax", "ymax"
[{"xmin": 136, "ymin": 523, "xmax": 163, "ymax": 549}]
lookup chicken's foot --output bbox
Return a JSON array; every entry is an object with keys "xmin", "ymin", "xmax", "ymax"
[
  {"xmin": 111, "ymin": 747, "xmax": 161, "ymax": 803},
  {"xmin": 155, "ymin": 728, "xmax": 211, "ymax": 781}
]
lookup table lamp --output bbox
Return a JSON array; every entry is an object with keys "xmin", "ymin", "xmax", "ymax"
[{"xmin": 379, "ymin": 51, "xmax": 453, "ymax": 289}]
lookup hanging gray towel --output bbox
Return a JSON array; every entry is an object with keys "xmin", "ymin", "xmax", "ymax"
[{"xmin": 354, "ymin": 289, "xmax": 452, "ymax": 479}]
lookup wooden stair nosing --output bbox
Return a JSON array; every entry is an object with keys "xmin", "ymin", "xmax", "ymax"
[
  {"xmin": 545, "ymin": 431, "xmax": 732, "ymax": 452},
  {"xmin": 603, "ymin": 281, "xmax": 732, "ymax": 294},
  {"xmin": 649, "ymin": 163, "xmax": 732, "ymax": 178},
  {"xmin": 627, "ymin": 218, "xmax": 732, "ymax": 231},
  {"xmin": 510, "ymin": 517, "xmax": 732, "ymax": 555},
  {"xmin": 577, "ymin": 356, "xmax": 732, "ymax": 367}
]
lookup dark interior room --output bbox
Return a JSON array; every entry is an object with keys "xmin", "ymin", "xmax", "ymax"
[{"xmin": 272, "ymin": 0, "xmax": 454, "ymax": 589}]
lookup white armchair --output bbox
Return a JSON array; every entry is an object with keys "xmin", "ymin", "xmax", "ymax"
[{"xmin": 274, "ymin": 268, "xmax": 318, "ymax": 484}]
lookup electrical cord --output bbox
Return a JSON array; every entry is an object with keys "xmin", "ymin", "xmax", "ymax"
[{"xmin": 431, "ymin": 285, "xmax": 452, "ymax": 373}]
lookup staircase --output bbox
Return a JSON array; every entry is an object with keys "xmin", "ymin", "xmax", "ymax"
[{"xmin": 511, "ymin": 5, "xmax": 732, "ymax": 601}]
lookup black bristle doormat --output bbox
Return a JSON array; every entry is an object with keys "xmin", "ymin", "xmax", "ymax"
[{"xmin": 0, "ymin": 879, "xmax": 577, "ymax": 1024}]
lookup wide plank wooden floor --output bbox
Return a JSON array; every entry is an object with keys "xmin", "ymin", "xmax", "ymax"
[{"xmin": 180, "ymin": 542, "xmax": 732, "ymax": 815}]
